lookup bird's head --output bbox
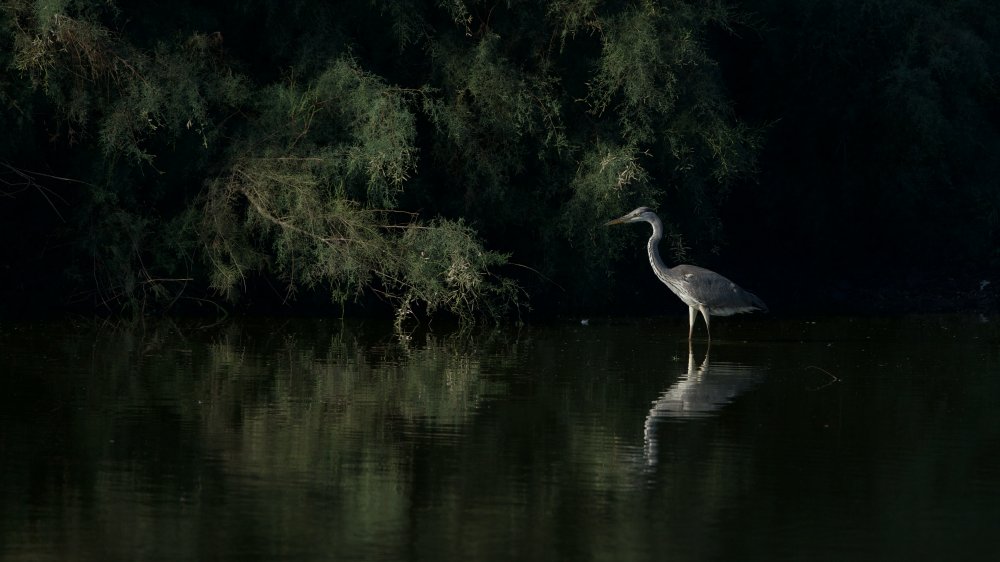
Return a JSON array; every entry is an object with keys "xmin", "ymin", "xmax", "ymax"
[{"xmin": 605, "ymin": 206, "xmax": 657, "ymax": 226}]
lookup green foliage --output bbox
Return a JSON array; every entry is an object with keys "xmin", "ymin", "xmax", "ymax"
[
  {"xmin": 193, "ymin": 55, "xmax": 516, "ymax": 322},
  {"xmin": 395, "ymin": 218, "xmax": 519, "ymax": 325},
  {"xmin": 560, "ymin": 141, "xmax": 655, "ymax": 261},
  {"xmin": 202, "ymin": 154, "xmax": 517, "ymax": 324},
  {"xmin": 1, "ymin": 0, "xmax": 760, "ymax": 318},
  {"xmin": 11, "ymin": 9, "xmax": 118, "ymax": 124},
  {"xmin": 421, "ymin": 30, "xmax": 565, "ymax": 212},
  {"xmin": 315, "ymin": 60, "xmax": 419, "ymax": 206},
  {"xmin": 9, "ymin": 4, "xmax": 248, "ymax": 163},
  {"xmin": 239, "ymin": 59, "xmax": 420, "ymax": 206}
]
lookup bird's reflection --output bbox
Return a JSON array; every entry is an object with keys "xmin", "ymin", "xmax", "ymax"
[{"xmin": 643, "ymin": 348, "xmax": 765, "ymax": 465}]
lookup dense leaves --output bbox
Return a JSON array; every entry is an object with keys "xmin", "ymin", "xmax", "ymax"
[{"xmin": 0, "ymin": 0, "xmax": 755, "ymax": 319}]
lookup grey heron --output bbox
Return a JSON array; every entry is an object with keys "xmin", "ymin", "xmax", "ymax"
[{"xmin": 606, "ymin": 206, "xmax": 767, "ymax": 341}]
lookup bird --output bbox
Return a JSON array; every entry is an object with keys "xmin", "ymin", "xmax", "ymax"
[{"xmin": 606, "ymin": 206, "xmax": 767, "ymax": 341}]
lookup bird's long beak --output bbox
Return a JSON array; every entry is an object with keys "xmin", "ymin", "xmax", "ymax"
[{"xmin": 605, "ymin": 215, "xmax": 628, "ymax": 226}]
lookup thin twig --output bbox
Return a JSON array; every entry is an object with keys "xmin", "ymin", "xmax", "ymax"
[
  {"xmin": 507, "ymin": 261, "xmax": 566, "ymax": 292},
  {"xmin": 805, "ymin": 365, "xmax": 841, "ymax": 391}
]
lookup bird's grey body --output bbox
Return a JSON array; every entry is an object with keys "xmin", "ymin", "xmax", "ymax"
[{"xmin": 607, "ymin": 206, "xmax": 767, "ymax": 340}]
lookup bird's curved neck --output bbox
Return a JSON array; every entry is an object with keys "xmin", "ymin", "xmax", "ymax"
[{"xmin": 645, "ymin": 215, "xmax": 671, "ymax": 276}]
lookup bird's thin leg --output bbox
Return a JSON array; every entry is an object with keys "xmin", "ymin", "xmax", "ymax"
[
  {"xmin": 688, "ymin": 307, "xmax": 697, "ymax": 340},
  {"xmin": 699, "ymin": 307, "xmax": 711, "ymax": 342}
]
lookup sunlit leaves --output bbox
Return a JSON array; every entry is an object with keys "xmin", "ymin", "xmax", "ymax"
[
  {"xmin": 396, "ymin": 218, "xmax": 519, "ymax": 325},
  {"xmin": 313, "ymin": 59, "xmax": 419, "ymax": 205},
  {"xmin": 202, "ymin": 155, "xmax": 517, "ymax": 324},
  {"xmin": 193, "ymin": 54, "xmax": 520, "ymax": 323}
]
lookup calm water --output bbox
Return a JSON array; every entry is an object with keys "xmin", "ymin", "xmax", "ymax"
[{"xmin": 1, "ymin": 315, "xmax": 998, "ymax": 561}]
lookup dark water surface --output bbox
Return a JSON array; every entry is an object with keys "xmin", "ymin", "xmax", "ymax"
[{"xmin": 1, "ymin": 315, "xmax": 998, "ymax": 561}]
